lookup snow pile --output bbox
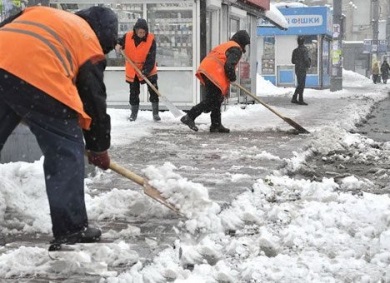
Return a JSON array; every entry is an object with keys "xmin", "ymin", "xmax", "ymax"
[
  {"xmin": 144, "ymin": 162, "xmax": 223, "ymax": 234},
  {"xmin": 0, "ymin": 159, "xmax": 51, "ymax": 234}
]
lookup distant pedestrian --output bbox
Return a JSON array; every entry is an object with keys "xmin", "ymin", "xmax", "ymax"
[
  {"xmin": 116, "ymin": 18, "xmax": 161, "ymax": 122},
  {"xmin": 381, "ymin": 59, "xmax": 390, "ymax": 84},
  {"xmin": 0, "ymin": 6, "xmax": 117, "ymax": 247},
  {"xmin": 181, "ymin": 30, "xmax": 250, "ymax": 133},
  {"xmin": 372, "ymin": 61, "xmax": 380, "ymax": 84},
  {"xmin": 291, "ymin": 36, "xmax": 311, "ymax": 106}
]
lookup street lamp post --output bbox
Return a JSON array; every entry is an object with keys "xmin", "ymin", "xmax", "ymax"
[
  {"xmin": 330, "ymin": 0, "xmax": 343, "ymax": 92},
  {"xmin": 372, "ymin": 0, "xmax": 380, "ymax": 60}
]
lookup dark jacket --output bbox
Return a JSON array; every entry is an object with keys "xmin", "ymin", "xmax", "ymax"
[
  {"xmin": 118, "ymin": 18, "xmax": 157, "ymax": 76},
  {"xmin": 224, "ymin": 30, "xmax": 251, "ymax": 81},
  {"xmin": 381, "ymin": 61, "xmax": 390, "ymax": 79},
  {"xmin": 292, "ymin": 44, "xmax": 311, "ymax": 74}
]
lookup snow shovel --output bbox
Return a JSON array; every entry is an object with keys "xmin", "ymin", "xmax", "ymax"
[
  {"xmin": 109, "ymin": 161, "xmax": 181, "ymax": 215},
  {"xmin": 120, "ymin": 50, "xmax": 183, "ymax": 118},
  {"xmin": 232, "ymin": 82, "xmax": 310, "ymax": 134}
]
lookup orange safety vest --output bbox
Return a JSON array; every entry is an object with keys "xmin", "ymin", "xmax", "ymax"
[
  {"xmin": 196, "ymin": 41, "xmax": 241, "ymax": 95},
  {"xmin": 0, "ymin": 6, "xmax": 105, "ymax": 129},
  {"xmin": 124, "ymin": 31, "xmax": 157, "ymax": 82}
]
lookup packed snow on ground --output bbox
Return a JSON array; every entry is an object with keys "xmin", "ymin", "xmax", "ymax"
[{"xmin": 0, "ymin": 70, "xmax": 389, "ymax": 282}]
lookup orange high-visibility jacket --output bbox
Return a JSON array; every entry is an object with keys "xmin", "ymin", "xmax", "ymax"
[
  {"xmin": 0, "ymin": 6, "xmax": 104, "ymax": 129},
  {"xmin": 196, "ymin": 41, "xmax": 241, "ymax": 95},
  {"xmin": 124, "ymin": 31, "xmax": 157, "ymax": 82}
]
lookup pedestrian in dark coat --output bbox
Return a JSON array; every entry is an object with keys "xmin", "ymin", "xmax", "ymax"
[
  {"xmin": 381, "ymin": 59, "xmax": 390, "ymax": 84},
  {"xmin": 291, "ymin": 36, "xmax": 311, "ymax": 105},
  {"xmin": 181, "ymin": 30, "xmax": 250, "ymax": 133},
  {"xmin": 0, "ymin": 6, "xmax": 118, "ymax": 247}
]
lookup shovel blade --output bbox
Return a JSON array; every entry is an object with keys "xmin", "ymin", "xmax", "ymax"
[
  {"xmin": 160, "ymin": 95, "xmax": 184, "ymax": 118},
  {"xmin": 283, "ymin": 117, "xmax": 310, "ymax": 134},
  {"xmin": 109, "ymin": 161, "xmax": 181, "ymax": 215},
  {"xmin": 143, "ymin": 181, "xmax": 181, "ymax": 214}
]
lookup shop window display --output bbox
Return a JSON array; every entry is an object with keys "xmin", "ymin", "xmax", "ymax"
[
  {"xmin": 147, "ymin": 3, "xmax": 193, "ymax": 67},
  {"xmin": 262, "ymin": 36, "xmax": 275, "ymax": 75},
  {"xmin": 305, "ymin": 35, "xmax": 318, "ymax": 75}
]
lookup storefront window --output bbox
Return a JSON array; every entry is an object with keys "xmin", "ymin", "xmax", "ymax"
[
  {"xmin": 230, "ymin": 18, "xmax": 239, "ymax": 37},
  {"xmin": 322, "ymin": 38, "xmax": 330, "ymax": 76},
  {"xmin": 305, "ymin": 35, "xmax": 318, "ymax": 75},
  {"xmin": 147, "ymin": 3, "xmax": 193, "ymax": 67},
  {"xmin": 116, "ymin": 4, "xmax": 143, "ymax": 37},
  {"xmin": 106, "ymin": 4, "xmax": 143, "ymax": 67},
  {"xmin": 262, "ymin": 36, "xmax": 275, "ymax": 75}
]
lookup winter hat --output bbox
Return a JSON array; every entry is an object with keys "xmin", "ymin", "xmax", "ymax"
[
  {"xmin": 133, "ymin": 18, "xmax": 149, "ymax": 34},
  {"xmin": 230, "ymin": 30, "xmax": 250, "ymax": 53},
  {"xmin": 297, "ymin": 36, "xmax": 305, "ymax": 46},
  {"xmin": 75, "ymin": 6, "xmax": 118, "ymax": 54}
]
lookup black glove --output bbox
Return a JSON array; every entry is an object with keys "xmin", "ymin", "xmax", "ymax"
[
  {"xmin": 87, "ymin": 150, "xmax": 110, "ymax": 170},
  {"xmin": 141, "ymin": 69, "xmax": 149, "ymax": 77},
  {"xmin": 229, "ymin": 74, "xmax": 236, "ymax": 82}
]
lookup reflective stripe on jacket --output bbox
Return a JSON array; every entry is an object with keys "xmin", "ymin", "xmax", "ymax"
[
  {"xmin": 196, "ymin": 41, "xmax": 241, "ymax": 95},
  {"xmin": 0, "ymin": 6, "xmax": 104, "ymax": 129},
  {"xmin": 124, "ymin": 31, "xmax": 157, "ymax": 82}
]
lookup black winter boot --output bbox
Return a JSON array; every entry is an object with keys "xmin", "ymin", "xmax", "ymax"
[
  {"xmin": 210, "ymin": 124, "xmax": 230, "ymax": 133},
  {"xmin": 181, "ymin": 114, "xmax": 198, "ymax": 131},
  {"xmin": 152, "ymin": 102, "xmax": 161, "ymax": 121},
  {"xmin": 129, "ymin": 105, "xmax": 139, "ymax": 121},
  {"xmin": 49, "ymin": 227, "xmax": 101, "ymax": 250},
  {"xmin": 291, "ymin": 94, "xmax": 299, "ymax": 104}
]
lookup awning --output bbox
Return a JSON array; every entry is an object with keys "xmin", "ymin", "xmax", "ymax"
[
  {"xmin": 238, "ymin": 0, "xmax": 270, "ymax": 11},
  {"xmin": 262, "ymin": 3, "xmax": 289, "ymax": 30}
]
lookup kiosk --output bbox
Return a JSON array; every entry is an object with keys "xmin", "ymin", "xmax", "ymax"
[{"xmin": 257, "ymin": 6, "xmax": 332, "ymax": 89}]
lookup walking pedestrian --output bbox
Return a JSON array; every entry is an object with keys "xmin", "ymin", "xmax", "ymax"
[
  {"xmin": 0, "ymin": 6, "xmax": 118, "ymax": 247},
  {"xmin": 116, "ymin": 18, "xmax": 161, "ymax": 122},
  {"xmin": 381, "ymin": 59, "xmax": 390, "ymax": 84},
  {"xmin": 372, "ymin": 61, "xmax": 380, "ymax": 84},
  {"xmin": 181, "ymin": 30, "xmax": 250, "ymax": 133},
  {"xmin": 291, "ymin": 36, "xmax": 311, "ymax": 105}
]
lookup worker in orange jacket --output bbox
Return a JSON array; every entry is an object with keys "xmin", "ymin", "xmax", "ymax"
[
  {"xmin": 0, "ymin": 6, "xmax": 118, "ymax": 248},
  {"xmin": 181, "ymin": 30, "xmax": 250, "ymax": 133},
  {"xmin": 116, "ymin": 18, "xmax": 161, "ymax": 122}
]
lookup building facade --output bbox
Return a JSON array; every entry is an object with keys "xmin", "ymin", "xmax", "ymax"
[
  {"xmin": 46, "ymin": 0, "xmax": 270, "ymax": 109},
  {"xmin": 0, "ymin": 0, "xmax": 273, "ymax": 163}
]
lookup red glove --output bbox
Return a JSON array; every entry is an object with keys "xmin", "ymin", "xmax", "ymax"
[{"xmin": 87, "ymin": 151, "xmax": 110, "ymax": 170}]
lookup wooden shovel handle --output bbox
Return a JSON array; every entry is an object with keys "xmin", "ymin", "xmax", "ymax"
[
  {"xmin": 232, "ymin": 82, "xmax": 284, "ymax": 119},
  {"xmin": 109, "ymin": 161, "xmax": 144, "ymax": 186},
  {"xmin": 108, "ymin": 161, "xmax": 181, "ymax": 214},
  {"xmin": 120, "ymin": 50, "xmax": 161, "ymax": 97}
]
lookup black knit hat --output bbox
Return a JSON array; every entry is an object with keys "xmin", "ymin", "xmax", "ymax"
[
  {"xmin": 297, "ymin": 36, "xmax": 305, "ymax": 46},
  {"xmin": 133, "ymin": 18, "xmax": 149, "ymax": 34},
  {"xmin": 230, "ymin": 30, "xmax": 250, "ymax": 53},
  {"xmin": 76, "ymin": 6, "xmax": 118, "ymax": 54}
]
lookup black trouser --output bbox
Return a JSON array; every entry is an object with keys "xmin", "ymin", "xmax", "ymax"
[
  {"xmin": 0, "ymin": 70, "xmax": 88, "ymax": 239},
  {"xmin": 293, "ymin": 71, "xmax": 307, "ymax": 102},
  {"xmin": 187, "ymin": 75, "xmax": 224, "ymax": 125},
  {"xmin": 373, "ymin": 74, "xmax": 380, "ymax": 84},
  {"xmin": 129, "ymin": 75, "xmax": 159, "ymax": 106}
]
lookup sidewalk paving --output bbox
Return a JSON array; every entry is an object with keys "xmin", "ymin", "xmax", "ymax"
[{"xmin": 1, "ymin": 74, "xmax": 390, "ymax": 281}]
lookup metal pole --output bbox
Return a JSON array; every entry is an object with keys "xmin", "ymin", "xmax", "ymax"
[
  {"xmin": 330, "ymin": 0, "xmax": 343, "ymax": 92},
  {"xmin": 372, "ymin": 0, "xmax": 380, "ymax": 60},
  {"xmin": 199, "ymin": 0, "xmax": 207, "ymax": 101}
]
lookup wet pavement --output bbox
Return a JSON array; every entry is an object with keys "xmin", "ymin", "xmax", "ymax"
[
  {"xmin": 2, "ymin": 92, "xmax": 389, "ymax": 282},
  {"xmin": 91, "ymin": 94, "xmax": 389, "ymax": 278},
  {"xmin": 356, "ymin": 95, "xmax": 390, "ymax": 142}
]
